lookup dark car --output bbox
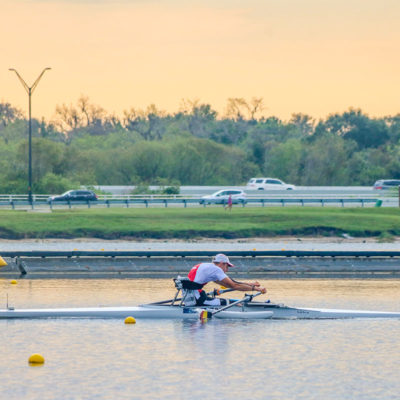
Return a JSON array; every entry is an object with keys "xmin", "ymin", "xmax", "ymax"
[
  {"xmin": 47, "ymin": 190, "xmax": 98, "ymax": 202},
  {"xmin": 373, "ymin": 180, "xmax": 400, "ymax": 190}
]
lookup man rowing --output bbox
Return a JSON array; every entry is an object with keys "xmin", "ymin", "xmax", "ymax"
[{"xmin": 187, "ymin": 253, "xmax": 267, "ymax": 306}]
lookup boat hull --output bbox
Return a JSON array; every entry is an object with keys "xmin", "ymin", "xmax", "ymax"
[
  {"xmin": 0, "ymin": 304, "xmax": 399, "ymax": 320},
  {"xmin": 0, "ymin": 305, "xmax": 272, "ymax": 320},
  {"xmin": 246, "ymin": 303, "xmax": 400, "ymax": 319},
  {"xmin": 214, "ymin": 310, "xmax": 273, "ymax": 319},
  {"xmin": 0, "ymin": 306, "xmax": 198, "ymax": 320}
]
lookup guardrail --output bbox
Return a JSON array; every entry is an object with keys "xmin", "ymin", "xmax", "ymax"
[
  {"xmin": 3, "ymin": 250, "xmax": 400, "ymax": 258},
  {"xmin": 0, "ymin": 191, "xmax": 388, "ymax": 202},
  {"xmin": 0, "ymin": 194, "xmax": 188, "ymax": 201},
  {"xmin": 0, "ymin": 197, "xmax": 383, "ymax": 209}
]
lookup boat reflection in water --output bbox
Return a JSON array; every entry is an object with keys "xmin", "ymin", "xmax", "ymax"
[{"xmin": 1, "ymin": 279, "xmax": 400, "ymax": 400}]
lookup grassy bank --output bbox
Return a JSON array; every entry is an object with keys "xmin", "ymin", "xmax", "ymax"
[{"xmin": 0, "ymin": 207, "xmax": 399, "ymax": 239}]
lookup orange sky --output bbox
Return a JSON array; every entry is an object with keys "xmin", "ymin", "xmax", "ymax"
[{"xmin": 1, "ymin": 0, "xmax": 400, "ymax": 122}]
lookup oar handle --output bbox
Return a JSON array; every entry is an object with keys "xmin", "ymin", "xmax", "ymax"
[{"xmin": 208, "ymin": 288, "xmax": 236, "ymax": 297}]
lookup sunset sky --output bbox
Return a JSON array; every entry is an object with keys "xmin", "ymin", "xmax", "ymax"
[{"xmin": 1, "ymin": 0, "xmax": 400, "ymax": 121}]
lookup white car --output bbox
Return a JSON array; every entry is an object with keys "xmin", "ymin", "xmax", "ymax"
[
  {"xmin": 247, "ymin": 178, "xmax": 295, "ymax": 190},
  {"xmin": 373, "ymin": 179, "xmax": 400, "ymax": 190},
  {"xmin": 200, "ymin": 189, "xmax": 247, "ymax": 204}
]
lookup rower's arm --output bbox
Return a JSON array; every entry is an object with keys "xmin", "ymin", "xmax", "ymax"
[{"xmin": 216, "ymin": 277, "xmax": 266, "ymax": 294}]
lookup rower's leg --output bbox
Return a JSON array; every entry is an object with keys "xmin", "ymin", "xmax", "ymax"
[{"xmin": 203, "ymin": 298, "xmax": 222, "ymax": 306}]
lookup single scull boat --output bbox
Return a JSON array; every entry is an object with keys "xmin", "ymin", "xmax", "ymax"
[
  {"xmin": 1, "ymin": 277, "xmax": 400, "ymax": 319},
  {"xmin": 1, "ymin": 302, "xmax": 400, "ymax": 320}
]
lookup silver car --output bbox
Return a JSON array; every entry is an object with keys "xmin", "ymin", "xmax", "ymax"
[
  {"xmin": 373, "ymin": 180, "xmax": 400, "ymax": 190},
  {"xmin": 200, "ymin": 189, "xmax": 247, "ymax": 205}
]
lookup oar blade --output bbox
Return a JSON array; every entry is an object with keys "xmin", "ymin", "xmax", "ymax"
[{"xmin": 199, "ymin": 310, "xmax": 212, "ymax": 322}]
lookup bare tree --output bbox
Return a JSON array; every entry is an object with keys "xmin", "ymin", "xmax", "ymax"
[
  {"xmin": 249, "ymin": 97, "xmax": 265, "ymax": 120},
  {"xmin": 289, "ymin": 113, "xmax": 315, "ymax": 136},
  {"xmin": 54, "ymin": 95, "xmax": 111, "ymax": 140},
  {"xmin": 123, "ymin": 104, "xmax": 166, "ymax": 140},
  {"xmin": 178, "ymin": 98, "xmax": 200, "ymax": 115},
  {"xmin": 0, "ymin": 102, "xmax": 23, "ymax": 128},
  {"xmin": 225, "ymin": 97, "xmax": 265, "ymax": 120},
  {"xmin": 77, "ymin": 95, "xmax": 106, "ymax": 127},
  {"xmin": 54, "ymin": 103, "xmax": 82, "ymax": 131}
]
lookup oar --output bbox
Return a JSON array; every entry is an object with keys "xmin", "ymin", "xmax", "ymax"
[
  {"xmin": 200, "ymin": 292, "xmax": 262, "ymax": 320},
  {"xmin": 211, "ymin": 287, "xmax": 236, "ymax": 297}
]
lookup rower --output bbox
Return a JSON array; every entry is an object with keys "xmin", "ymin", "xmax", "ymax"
[{"xmin": 186, "ymin": 254, "xmax": 266, "ymax": 306}]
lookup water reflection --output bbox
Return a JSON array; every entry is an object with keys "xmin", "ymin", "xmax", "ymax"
[{"xmin": 1, "ymin": 279, "xmax": 400, "ymax": 400}]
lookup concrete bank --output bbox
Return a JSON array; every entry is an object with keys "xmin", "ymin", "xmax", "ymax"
[
  {"xmin": 1, "ymin": 255, "xmax": 400, "ymax": 279},
  {"xmin": 1, "ymin": 238, "xmax": 400, "ymax": 279}
]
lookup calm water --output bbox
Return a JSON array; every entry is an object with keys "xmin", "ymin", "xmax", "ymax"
[{"xmin": 1, "ymin": 279, "xmax": 400, "ymax": 400}]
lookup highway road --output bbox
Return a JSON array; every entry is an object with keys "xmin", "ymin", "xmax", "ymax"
[
  {"xmin": 0, "ymin": 186, "xmax": 397, "ymax": 209},
  {"xmin": 96, "ymin": 185, "xmax": 381, "ymax": 197}
]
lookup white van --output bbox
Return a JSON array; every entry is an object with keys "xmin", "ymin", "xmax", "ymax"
[{"xmin": 247, "ymin": 178, "xmax": 295, "ymax": 190}]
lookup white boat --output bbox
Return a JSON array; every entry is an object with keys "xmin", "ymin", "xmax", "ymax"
[
  {"xmin": 1, "ymin": 277, "xmax": 399, "ymax": 320},
  {"xmin": 0, "ymin": 305, "xmax": 273, "ymax": 320},
  {"xmin": 1, "ymin": 301, "xmax": 399, "ymax": 320}
]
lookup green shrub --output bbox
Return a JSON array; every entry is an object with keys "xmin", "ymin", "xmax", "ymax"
[
  {"xmin": 35, "ymin": 173, "xmax": 80, "ymax": 194},
  {"xmin": 162, "ymin": 186, "xmax": 180, "ymax": 195}
]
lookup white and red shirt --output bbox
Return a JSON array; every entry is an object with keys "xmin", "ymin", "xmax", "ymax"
[
  {"xmin": 188, "ymin": 262, "xmax": 227, "ymax": 286},
  {"xmin": 186, "ymin": 263, "xmax": 227, "ymax": 305}
]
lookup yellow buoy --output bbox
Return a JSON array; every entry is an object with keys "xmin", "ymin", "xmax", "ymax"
[
  {"xmin": 124, "ymin": 316, "xmax": 136, "ymax": 324},
  {"xmin": 10, "ymin": 280, "xmax": 17, "ymax": 285},
  {"xmin": 28, "ymin": 353, "xmax": 45, "ymax": 365},
  {"xmin": 0, "ymin": 256, "xmax": 7, "ymax": 267}
]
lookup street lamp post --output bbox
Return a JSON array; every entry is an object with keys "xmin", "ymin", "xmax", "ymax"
[{"xmin": 9, "ymin": 68, "xmax": 51, "ymax": 204}]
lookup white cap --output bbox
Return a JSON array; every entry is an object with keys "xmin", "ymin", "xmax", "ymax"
[{"xmin": 212, "ymin": 253, "xmax": 234, "ymax": 267}]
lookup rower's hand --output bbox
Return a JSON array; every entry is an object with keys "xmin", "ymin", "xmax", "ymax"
[{"xmin": 257, "ymin": 287, "xmax": 267, "ymax": 294}]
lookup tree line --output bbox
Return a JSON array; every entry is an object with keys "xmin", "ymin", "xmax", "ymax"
[{"xmin": 0, "ymin": 96, "xmax": 399, "ymax": 194}]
